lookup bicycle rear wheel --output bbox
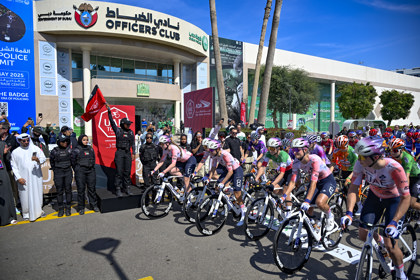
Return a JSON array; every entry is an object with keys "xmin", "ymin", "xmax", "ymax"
[
  {"xmin": 397, "ymin": 223, "xmax": 417, "ymax": 278},
  {"xmin": 273, "ymin": 216, "xmax": 312, "ymax": 274},
  {"xmin": 195, "ymin": 194, "xmax": 228, "ymax": 236},
  {"xmin": 141, "ymin": 185, "xmax": 173, "ymax": 218},
  {"xmin": 182, "ymin": 187, "xmax": 213, "ymax": 223},
  {"xmin": 321, "ymin": 203, "xmax": 343, "ymax": 250},
  {"xmin": 244, "ymin": 197, "xmax": 274, "ymax": 241},
  {"xmin": 355, "ymin": 245, "xmax": 373, "ymax": 280}
]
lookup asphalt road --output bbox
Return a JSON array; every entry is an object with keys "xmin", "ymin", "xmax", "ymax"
[{"xmin": 1, "ymin": 202, "xmax": 419, "ymax": 280}]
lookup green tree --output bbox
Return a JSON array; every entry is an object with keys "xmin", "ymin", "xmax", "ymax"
[
  {"xmin": 380, "ymin": 90, "xmax": 414, "ymax": 126},
  {"xmin": 262, "ymin": 66, "xmax": 319, "ymax": 128},
  {"xmin": 337, "ymin": 82, "xmax": 377, "ymax": 129}
]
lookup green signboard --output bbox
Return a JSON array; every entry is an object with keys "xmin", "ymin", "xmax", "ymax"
[{"xmin": 137, "ymin": 83, "xmax": 150, "ymax": 97}]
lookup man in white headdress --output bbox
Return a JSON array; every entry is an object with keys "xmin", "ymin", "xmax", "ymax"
[{"xmin": 11, "ymin": 133, "xmax": 46, "ymax": 221}]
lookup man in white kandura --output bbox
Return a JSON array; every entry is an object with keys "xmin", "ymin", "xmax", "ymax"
[{"xmin": 11, "ymin": 133, "xmax": 46, "ymax": 221}]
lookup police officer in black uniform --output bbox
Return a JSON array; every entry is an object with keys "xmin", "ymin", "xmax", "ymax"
[
  {"xmin": 139, "ymin": 132, "xmax": 159, "ymax": 189},
  {"xmin": 106, "ymin": 103, "xmax": 135, "ymax": 197},
  {"xmin": 50, "ymin": 134, "xmax": 73, "ymax": 217},
  {"xmin": 71, "ymin": 134, "xmax": 99, "ymax": 215}
]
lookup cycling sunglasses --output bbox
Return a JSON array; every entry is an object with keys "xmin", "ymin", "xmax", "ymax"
[
  {"xmin": 209, "ymin": 148, "xmax": 217, "ymax": 153},
  {"xmin": 358, "ymin": 155, "xmax": 367, "ymax": 161},
  {"xmin": 291, "ymin": 147, "xmax": 302, "ymax": 153},
  {"xmin": 146, "ymin": 137, "xmax": 153, "ymax": 139},
  {"xmin": 268, "ymin": 147, "xmax": 277, "ymax": 152},
  {"xmin": 391, "ymin": 148, "xmax": 402, "ymax": 153}
]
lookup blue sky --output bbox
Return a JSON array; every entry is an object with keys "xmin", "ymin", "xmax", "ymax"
[{"xmin": 104, "ymin": 0, "xmax": 420, "ymax": 71}]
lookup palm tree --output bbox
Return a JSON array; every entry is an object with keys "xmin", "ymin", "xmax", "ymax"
[
  {"xmin": 248, "ymin": 0, "xmax": 273, "ymax": 127},
  {"xmin": 257, "ymin": 0, "xmax": 283, "ymax": 124},
  {"xmin": 209, "ymin": 0, "xmax": 228, "ymax": 126}
]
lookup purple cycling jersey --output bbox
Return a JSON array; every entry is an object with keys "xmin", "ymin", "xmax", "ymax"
[
  {"xmin": 311, "ymin": 143, "xmax": 330, "ymax": 165},
  {"xmin": 248, "ymin": 140, "xmax": 268, "ymax": 156}
]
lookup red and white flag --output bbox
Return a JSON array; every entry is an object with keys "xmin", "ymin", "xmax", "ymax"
[{"xmin": 81, "ymin": 85, "xmax": 106, "ymax": 122}]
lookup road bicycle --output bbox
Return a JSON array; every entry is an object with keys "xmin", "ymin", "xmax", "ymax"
[
  {"xmin": 355, "ymin": 222, "xmax": 417, "ymax": 280},
  {"xmin": 195, "ymin": 184, "xmax": 257, "ymax": 236},
  {"xmin": 273, "ymin": 200, "xmax": 343, "ymax": 274},
  {"xmin": 182, "ymin": 179, "xmax": 217, "ymax": 223},
  {"xmin": 244, "ymin": 183, "xmax": 305, "ymax": 241},
  {"xmin": 141, "ymin": 175, "xmax": 198, "ymax": 219}
]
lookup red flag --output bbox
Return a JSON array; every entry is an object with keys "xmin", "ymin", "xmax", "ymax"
[{"xmin": 81, "ymin": 85, "xmax": 106, "ymax": 122}]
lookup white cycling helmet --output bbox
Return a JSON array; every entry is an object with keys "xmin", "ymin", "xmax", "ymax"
[
  {"xmin": 159, "ymin": 135, "xmax": 171, "ymax": 143},
  {"xmin": 207, "ymin": 140, "xmax": 222, "ymax": 150},
  {"xmin": 202, "ymin": 137, "xmax": 211, "ymax": 147},
  {"xmin": 291, "ymin": 138, "xmax": 309, "ymax": 148},
  {"xmin": 250, "ymin": 131, "xmax": 260, "ymax": 141},
  {"xmin": 267, "ymin": 137, "xmax": 282, "ymax": 148}
]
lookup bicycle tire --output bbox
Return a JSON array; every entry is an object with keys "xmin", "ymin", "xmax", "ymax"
[
  {"xmin": 182, "ymin": 187, "xmax": 213, "ymax": 223},
  {"xmin": 195, "ymin": 194, "xmax": 228, "ymax": 236},
  {"xmin": 398, "ymin": 223, "xmax": 417, "ymax": 278},
  {"xmin": 321, "ymin": 203, "xmax": 343, "ymax": 250},
  {"xmin": 273, "ymin": 216, "xmax": 312, "ymax": 274},
  {"xmin": 231, "ymin": 188, "xmax": 257, "ymax": 219},
  {"xmin": 244, "ymin": 197, "xmax": 274, "ymax": 241},
  {"xmin": 355, "ymin": 245, "xmax": 373, "ymax": 280},
  {"xmin": 141, "ymin": 184, "xmax": 173, "ymax": 218}
]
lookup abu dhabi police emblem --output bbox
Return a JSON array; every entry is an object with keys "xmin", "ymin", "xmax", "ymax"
[{"xmin": 73, "ymin": 3, "xmax": 99, "ymax": 29}]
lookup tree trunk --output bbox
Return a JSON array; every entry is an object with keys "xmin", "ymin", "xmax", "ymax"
[
  {"xmin": 248, "ymin": 0, "xmax": 272, "ymax": 127},
  {"xmin": 209, "ymin": 0, "xmax": 228, "ymax": 126},
  {"xmin": 272, "ymin": 108, "xmax": 278, "ymax": 128},
  {"xmin": 257, "ymin": 0, "xmax": 283, "ymax": 125}
]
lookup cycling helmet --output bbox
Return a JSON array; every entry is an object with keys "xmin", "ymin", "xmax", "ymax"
[
  {"xmin": 291, "ymin": 138, "xmax": 309, "ymax": 148},
  {"xmin": 336, "ymin": 135, "xmax": 349, "ymax": 149},
  {"xmin": 385, "ymin": 127, "xmax": 393, "ymax": 132},
  {"xmin": 284, "ymin": 132, "xmax": 294, "ymax": 139},
  {"xmin": 316, "ymin": 136, "xmax": 322, "ymax": 143},
  {"xmin": 356, "ymin": 130, "xmax": 363, "ymax": 135},
  {"xmin": 354, "ymin": 136, "xmax": 385, "ymax": 156},
  {"xmin": 369, "ymin": 128, "xmax": 378, "ymax": 136},
  {"xmin": 250, "ymin": 131, "xmax": 260, "ymax": 141},
  {"xmin": 413, "ymin": 132, "xmax": 420, "ymax": 139},
  {"xmin": 389, "ymin": 138, "xmax": 405, "ymax": 150},
  {"xmin": 320, "ymin": 132, "xmax": 328, "ymax": 139},
  {"xmin": 282, "ymin": 138, "xmax": 291, "ymax": 148},
  {"xmin": 207, "ymin": 140, "xmax": 221, "ymax": 150},
  {"xmin": 267, "ymin": 137, "xmax": 282, "ymax": 148},
  {"xmin": 348, "ymin": 131, "xmax": 356, "ymax": 137},
  {"xmin": 306, "ymin": 134, "xmax": 318, "ymax": 144},
  {"xmin": 382, "ymin": 132, "xmax": 391, "ymax": 138},
  {"xmin": 159, "ymin": 135, "xmax": 171, "ymax": 144},
  {"xmin": 202, "ymin": 137, "xmax": 211, "ymax": 147},
  {"xmin": 406, "ymin": 131, "xmax": 413, "ymax": 138}
]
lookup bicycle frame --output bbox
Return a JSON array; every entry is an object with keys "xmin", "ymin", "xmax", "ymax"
[
  {"xmin": 285, "ymin": 205, "xmax": 325, "ymax": 244},
  {"xmin": 154, "ymin": 176, "xmax": 186, "ymax": 204}
]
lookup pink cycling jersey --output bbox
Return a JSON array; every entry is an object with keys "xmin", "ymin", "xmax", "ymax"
[
  {"xmin": 351, "ymin": 158, "xmax": 409, "ymax": 199},
  {"xmin": 211, "ymin": 150, "xmax": 240, "ymax": 171},
  {"xmin": 161, "ymin": 144, "xmax": 192, "ymax": 163},
  {"xmin": 291, "ymin": 154, "xmax": 332, "ymax": 183}
]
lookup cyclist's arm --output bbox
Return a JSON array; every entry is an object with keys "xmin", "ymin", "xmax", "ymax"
[
  {"xmin": 272, "ymin": 171, "xmax": 285, "ymax": 187},
  {"xmin": 153, "ymin": 153, "xmax": 167, "ymax": 172},
  {"xmin": 254, "ymin": 165, "xmax": 265, "ymax": 182},
  {"xmin": 346, "ymin": 163, "xmax": 363, "ymax": 212},
  {"xmin": 283, "ymin": 179, "xmax": 296, "ymax": 197},
  {"xmin": 220, "ymin": 169, "xmax": 233, "ymax": 185},
  {"xmin": 390, "ymin": 166, "xmax": 411, "ymax": 223},
  {"xmin": 162, "ymin": 149, "xmax": 178, "ymax": 174}
]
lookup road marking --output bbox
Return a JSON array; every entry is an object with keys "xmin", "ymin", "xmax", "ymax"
[{"xmin": 138, "ymin": 277, "xmax": 153, "ymax": 280}]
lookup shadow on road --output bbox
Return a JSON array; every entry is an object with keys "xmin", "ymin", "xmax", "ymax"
[{"xmin": 83, "ymin": 237, "xmax": 128, "ymax": 280}]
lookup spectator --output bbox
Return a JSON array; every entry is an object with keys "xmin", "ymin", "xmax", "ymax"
[
  {"xmin": 209, "ymin": 118, "xmax": 224, "ymax": 139},
  {"xmin": 179, "ymin": 134, "xmax": 191, "ymax": 152},
  {"xmin": 377, "ymin": 124, "xmax": 384, "ymax": 136},
  {"xmin": 218, "ymin": 131, "xmax": 227, "ymax": 146},
  {"xmin": 393, "ymin": 125, "xmax": 402, "ymax": 138},
  {"xmin": 11, "ymin": 133, "xmax": 46, "ymax": 221},
  {"xmin": 49, "ymin": 130, "xmax": 57, "ymax": 144},
  {"xmin": 60, "ymin": 126, "xmax": 77, "ymax": 149},
  {"xmin": 223, "ymin": 127, "xmax": 243, "ymax": 162},
  {"xmin": 236, "ymin": 124, "xmax": 246, "ymax": 141},
  {"xmin": 180, "ymin": 120, "xmax": 185, "ymax": 134},
  {"xmin": 190, "ymin": 132, "xmax": 205, "ymax": 176},
  {"xmin": 337, "ymin": 126, "xmax": 348, "ymax": 136},
  {"xmin": 256, "ymin": 126, "xmax": 266, "ymax": 146},
  {"xmin": 0, "ymin": 139, "xmax": 17, "ymax": 226},
  {"xmin": 135, "ymin": 130, "xmax": 142, "ymax": 150},
  {"xmin": 141, "ymin": 118, "xmax": 147, "ymax": 132}
]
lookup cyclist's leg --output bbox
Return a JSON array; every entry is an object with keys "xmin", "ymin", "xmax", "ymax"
[
  {"xmin": 183, "ymin": 157, "xmax": 196, "ymax": 193},
  {"xmin": 358, "ymin": 191, "xmax": 384, "ymax": 242},
  {"xmin": 408, "ymin": 175, "xmax": 420, "ymax": 210},
  {"xmin": 315, "ymin": 174, "xmax": 337, "ymax": 213}
]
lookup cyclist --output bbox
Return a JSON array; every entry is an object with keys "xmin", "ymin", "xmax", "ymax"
[
  {"xmin": 243, "ymin": 131, "xmax": 268, "ymax": 169},
  {"xmin": 284, "ymin": 132, "xmax": 294, "ymax": 140},
  {"xmin": 341, "ymin": 136, "xmax": 410, "ymax": 280},
  {"xmin": 404, "ymin": 130, "xmax": 415, "ymax": 156},
  {"xmin": 356, "ymin": 130, "xmax": 363, "ymax": 140},
  {"xmin": 348, "ymin": 131, "xmax": 359, "ymax": 147},
  {"xmin": 369, "ymin": 128, "xmax": 379, "ymax": 137},
  {"xmin": 389, "ymin": 138, "xmax": 420, "ymax": 214},
  {"xmin": 281, "ymin": 138, "xmax": 337, "ymax": 231},
  {"xmin": 207, "ymin": 140, "xmax": 246, "ymax": 226},
  {"xmin": 307, "ymin": 134, "xmax": 330, "ymax": 165},
  {"xmin": 320, "ymin": 132, "xmax": 334, "ymax": 159},
  {"xmin": 152, "ymin": 135, "xmax": 197, "ymax": 194}
]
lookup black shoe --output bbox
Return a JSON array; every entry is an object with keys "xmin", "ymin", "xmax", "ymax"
[
  {"xmin": 126, "ymin": 186, "xmax": 133, "ymax": 196},
  {"xmin": 78, "ymin": 209, "xmax": 84, "ymax": 215},
  {"xmin": 93, "ymin": 206, "xmax": 100, "ymax": 212},
  {"xmin": 58, "ymin": 208, "xmax": 64, "ymax": 217},
  {"xmin": 116, "ymin": 188, "xmax": 123, "ymax": 197},
  {"xmin": 65, "ymin": 208, "xmax": 71, "ymax": 216}
]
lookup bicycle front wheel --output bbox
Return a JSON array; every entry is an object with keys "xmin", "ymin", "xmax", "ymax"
[
  {"xmin": 141, "ymin": 185, "xmax": 173, "ymax": 218},
  {"xmin": 321, "ymin": 203, "xmax": 343, "ymax": 250},
  {"xmin": 244, "ymin": 197, "xmax": 274, "ymax": 241},
  {"xmin": 355, "ymin": 245, "xmax": 373, "ymax": 280},
  {"xmin": 397, "ymin": 223, "xmax": 417, "ymax": 278},
  {"xmin": 182, "ymin": 187, "xmax": 212, "ymax": 223},
  {"xmin": 273, "ymin": 216, "xmax": 312, "ymax": 274},
  {"xmin": 195, "ymin": 194, "xmax": 228, "ymax": 236}
]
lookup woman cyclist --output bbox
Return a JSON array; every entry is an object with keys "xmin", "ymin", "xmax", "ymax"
[
  {"xmin": 307, "ymin": 134, "xmax": 330, "ymax": 165},
  {"xmin": 207, "ymin": 140, "xmax": 246, "ymax": 226},
  {"xmin": 243, "ymin": 131, "xmax": 267, "ymax": 169},
  {"xmin": 341, "ymin": 136, "xmax": 410, "ymax": 280},
  {"xmin": 152, "ymin": 135, "xmax": 196, "ymax": 194}
]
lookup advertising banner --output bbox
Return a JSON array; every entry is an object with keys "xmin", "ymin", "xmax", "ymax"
[
  {"xmin": 92, "ymin": 105, "xmax": 137, "ymax": 184},
  {"xmin": 0, "ymin": 1, "xmax": 35, "ymax": 131},
  {"xmin": 240, "ymin": 102, "xmax": 246, "ymax": 123},
  {"xmin": 210, "ymin": 37, "xmax": 243, "ymax": 123},
  {"xmin": 183, "ymin": 87, "xmax": 213, "ymax": 132}
]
